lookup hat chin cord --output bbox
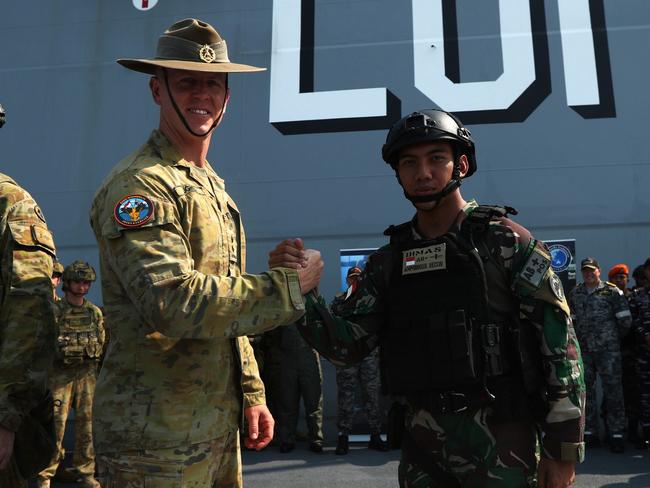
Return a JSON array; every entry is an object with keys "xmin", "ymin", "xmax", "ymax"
[
  {"xmin": 163, "ymin": 70, "xmax": 226, "ymax": 138},
  {"xmin": 400, "ymin": 161, "xmax": 462, "ymax": 208}
]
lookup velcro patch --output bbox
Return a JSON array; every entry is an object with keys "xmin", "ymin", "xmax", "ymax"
[
  {"xmin": 402, "ymin": 243, "xmax": 446, "ymax": 275},
  {"xmin": 519, "ymin": 247, "xmax": 550, "ymax": 289},
  {"xmin": 114, "ymin": 195, "xmax": 154, "ymax": 228}
]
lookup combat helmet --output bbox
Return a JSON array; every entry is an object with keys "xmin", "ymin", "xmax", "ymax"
[
  {"xmin": 63, "ymin": 260, "xmax": 96, "ymax": 283},
  {"xmin": 52, "ymin": 261, "xmax": 65, "ymax": 277},
  {"xmin": 382, "ymin": 109, "xmax": 476, "ymax": 205},
  {"xmin": 0, "ymin": 103, "xmax": 5, "ymax": 129}
]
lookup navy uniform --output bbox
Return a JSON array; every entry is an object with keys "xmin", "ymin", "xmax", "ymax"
[{"xmin": 568, "ymin": 258, "xmax": 632, "ymax": 450}]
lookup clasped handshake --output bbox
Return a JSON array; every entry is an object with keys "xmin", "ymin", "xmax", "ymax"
[{"xmin": 268, "ymin": 238, "xmax": 324, "ymax": 295}]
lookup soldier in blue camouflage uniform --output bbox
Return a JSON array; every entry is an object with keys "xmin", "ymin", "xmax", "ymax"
[
  {"xmin": 628, "ymin": 258, "xmax": 650, "ymax": 448},
  {"xmin": 332, "ymin": 267, "xmax": 387, "ymax": 455},
  {"xmin": 568, "ymin": 257, "xmax": 631, "ymax": 452},
  {"xmin": 270, "ymin": 109, "xmax": 585, "ymax": 488}
]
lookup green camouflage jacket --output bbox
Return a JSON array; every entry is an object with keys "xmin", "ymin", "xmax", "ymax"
[
  {"xmin": 0, "ymin": 173, "xmax": 56, "ymax": 432},
  {"xmin": 89, "ymin": 130, "xmax": 305, "ymax": 452},
  {"xmin": 301, "ymin": 201, "xmax": 585, "ymax": 462}
]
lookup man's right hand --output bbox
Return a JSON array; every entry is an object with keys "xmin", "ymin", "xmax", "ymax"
[
  {"xmin": 0, "ymin": 425, "xmax": 15, "ymax": 470},
  {"xmin": 268, "ymin": 238, "xmax": 323, "ymax": 294}
]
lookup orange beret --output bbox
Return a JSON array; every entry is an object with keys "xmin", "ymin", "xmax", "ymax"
[{"xmin": 608, "ymin": 263, "xmax": 629, "ymax": 281}]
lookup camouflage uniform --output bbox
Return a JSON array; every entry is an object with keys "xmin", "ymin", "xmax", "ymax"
[
  {"xmin": 628, "ymin": 286, "xmax": 650, "ymax": 432},
  {"xmin": 301, "ymin": 201, "xmax": 585, "ymax": 487},
  {"xmin": 0, "ymin": 173, "xmax": 56, "ymax": 487},
  {"xmin": 569, "ymin": 280, "xmax": 632, "ymax": 437},
  {"xmin": 277, "ymin": 325, "xmax": 324, "ymax": 447},
  {"xmin": 90, "ymin": 130, "xmax": 305, "ymax": 485},
  {"xmin": 334, "ymin": 347, "xmax": 383, "ymax": 436},
  {"xmin": 38, "ymin": 298, "xmax": 104, "ymax": 485}
]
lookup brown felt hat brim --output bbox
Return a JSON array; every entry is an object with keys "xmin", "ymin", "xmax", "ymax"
[{"xmin": 117, "ymin": 58, "xmax": 265, "ymax": 74}]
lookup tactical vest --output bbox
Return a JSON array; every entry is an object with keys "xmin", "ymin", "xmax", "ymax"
[
  {"xmin": 56, "ymin": 302, "xmax": 104, "ymax": 365},
  {"xmin": 380, "ymin": 206, "xmax": 540, "ymax": 416}
]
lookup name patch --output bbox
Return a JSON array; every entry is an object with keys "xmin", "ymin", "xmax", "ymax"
[{"xmin": 402, "ymin": 243, "xmax": 446, "ymax": 275}]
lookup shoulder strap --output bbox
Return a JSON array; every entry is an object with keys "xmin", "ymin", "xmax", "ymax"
[{"xmin": 383, "ymin": 221, "xmax": 412, "ymax": 248}]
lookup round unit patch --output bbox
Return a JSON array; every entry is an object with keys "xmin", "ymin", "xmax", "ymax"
[
  {"xmin": 548, "ymin": 244, "xmax": 572, "ymax": 273},
  {"xmin": 550, "ymin": 273, "xmax": 565, "ymax": 301},
  {"xmin": 114, "ymin": 195, "xmax": 154, "ymax": 228}
]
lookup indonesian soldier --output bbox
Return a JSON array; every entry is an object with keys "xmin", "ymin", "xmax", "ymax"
[
  {"xmin": 270, "ymin": 109, "xmax": 585, "ymax": 487},
  {"xmin": 331, "ymin": 267, "xmax": 388, "ymax": 455},
  {"xmin": 628, "ymin": 258, "xmax": 650, "ymax": 448},
  {"xmin": 0, "ymin": 103, "xmax": 58, "ymax": 487},
  {"xmin": 89, "ymin": 18, "xmax": 322, "ymax": 486},
  {"xmin": 37, "ymin": 261, "xmax": 104, "ymax": 488},
  {"xmin": 568, "ymin": 257, "xmax": 631, "ymax": 452}
]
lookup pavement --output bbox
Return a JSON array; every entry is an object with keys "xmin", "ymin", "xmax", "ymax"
[{"xmin": 46, "ymin": 428, "xmax": 650, "ymax": 488}]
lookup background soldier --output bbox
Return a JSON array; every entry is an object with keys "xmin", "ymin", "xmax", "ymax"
[
  {"xmin": 632, "ymin": 265, "xmax": 648, "ymax": 291},
  {"xmin": 51, "ymin": 261, "xmax": 64, "ymax": 300},
  {"xmin": 0, "ymin": 102, "xmax": 58, "ymax": 487},
  {"xmin": 569, "ymin": 257, "xmax": 632, "ymax": 452},
  {"xmin": 276, "ymin": 325, "xmax": 324, "ymax": 453},
  {"xmin": 270, "ymin": 109, "xmax": 585, "ymax": 487},
  {"xmin": 90, "ymin": 18, "xmax": 322, "ymax": 486},
  {"xmin": 629, "ymin": 258, "xmax": 650, "ymax": 448},
  {"xmin": 37, "ymin": 261, "xmax": 104, "ymax": 488},
  {"xmin": 331, "ymin": 267, "xmax": 387, "ymax": 455}
]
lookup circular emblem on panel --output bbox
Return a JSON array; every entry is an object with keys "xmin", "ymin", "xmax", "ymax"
[
  {"xmin": 114, "ymin": 195, "xmax": 154, "ymax": 228},
  {"xmin": 199, "ymin": 45, "xmax": 216, "ymax": 63},
  {"xmin": 550, "ymin": 273, "xmax": 565, "ymax": 301},
  {"xmin": 548, "ymin": 244, "xmax": 571, "ymax": 273}
]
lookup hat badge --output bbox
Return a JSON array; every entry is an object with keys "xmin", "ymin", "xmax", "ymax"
[{"xmin": 199, "ymin": 45, "xmax": 216, "ymax": 63}]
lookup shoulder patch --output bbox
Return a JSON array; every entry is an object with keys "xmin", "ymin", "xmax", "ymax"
[{"xmin": 114, "ymin": 195, "xmax": 154, "ymax": 228}]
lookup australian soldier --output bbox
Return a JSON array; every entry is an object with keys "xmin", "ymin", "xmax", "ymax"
[
  {"xmin": 89, "ymin": 18, "xmax": 322, "ymax": 487},
  {"xmin": 0, "ymin": 103, "xmax": 58, "ymax": 487},
  {"xmin": 37, "ymin": 261, "xmax": 104, "ymax": 488}
]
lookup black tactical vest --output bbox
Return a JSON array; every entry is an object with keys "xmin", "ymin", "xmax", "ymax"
[{"xmin": 380, "ymin": 206, "xmax": 521, "ymax": 399}]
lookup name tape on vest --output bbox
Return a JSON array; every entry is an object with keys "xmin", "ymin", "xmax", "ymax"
[{"xmin": 402, "ymin": 243, "xmax": 446, "ymax": 275}]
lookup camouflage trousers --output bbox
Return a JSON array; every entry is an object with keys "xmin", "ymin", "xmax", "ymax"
[
  {"xmin": 582, "ymin": 349, "xmax": 625, "ymax": 435},
  {"xmin": 0, "ymin": 455, "xmax": 27, "ymax": 488},
  {"xmin": 97, "ymin": 430, "xmax": 241, "ymax": 488},
  {"xmin": 39, "ymin": 362, "xmax": 98, "ymax": 480},
  {"xmin": 336, "ymin": 348, "xmax": 382, "ymax": 434},
  {"xmin": 636, "ymin": 346, "xmax": 650, "ymax": 427},
  {"xmin": 398, "ymin": 405, "xmax": 538, "ymax": 488}
]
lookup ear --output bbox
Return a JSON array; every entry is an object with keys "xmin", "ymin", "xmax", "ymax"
[
  {"xmin": 150, "ymin": 76, "xmax": 162, "ymax": 106},
  {"xmin": 458, "ymin": 154, "xmax": 469, "ymax": 178}
]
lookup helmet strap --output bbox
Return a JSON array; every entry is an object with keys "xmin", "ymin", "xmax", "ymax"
[{"xmin": 162, "ymin": 70, "xmax": 227, "ymax": 138}]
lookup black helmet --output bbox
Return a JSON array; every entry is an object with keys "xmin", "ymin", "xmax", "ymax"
[
  {"xmin": 382, "ymin": 109, "xmax": 476, "ymax": 177},
  {"xmin": 0, "ymin": 103, "xmax": 5, "ymax": 129}
]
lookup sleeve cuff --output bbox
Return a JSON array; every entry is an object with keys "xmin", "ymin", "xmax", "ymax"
[
  {"xmin": 284, "ymin": 269, "xmax": 306, "ymax": 311},
  {"xmin": 243, "ymin": 391, "xmax": 266, "ymax": 409},
  {"xmin": 542, "ymin": 439, "xmax": 585, "ymax": 463}
]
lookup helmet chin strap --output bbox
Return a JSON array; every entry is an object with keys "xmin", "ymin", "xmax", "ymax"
[
  {"xmin": 398, "ymin": 161, "xmax": 462, "ymax": 207},
  {"xmin": 163, "ymin": 70, "xmax": 226, "ymax": 138}
]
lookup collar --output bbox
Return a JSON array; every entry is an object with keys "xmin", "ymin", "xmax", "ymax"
[{"xmin": 410, "ymin": 199, "xmax": 479, "ymax": 240}]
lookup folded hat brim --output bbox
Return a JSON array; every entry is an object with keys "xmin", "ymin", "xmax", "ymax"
[{"xmin": 117, "ymin": 58, "xmax": 266, "ymax": 74}]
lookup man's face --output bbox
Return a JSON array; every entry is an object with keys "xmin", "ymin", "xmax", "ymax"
[
  {"xmin": 346, "ymin": 274, "xmax": 359, "ymax": 287},
  {"xmin": 51, "ymin": 275, "xmax": 61, "ymax": 288},
  {"xmin": 67, "ymin": 280, "xmax": 91, "ymax": 297},
  {"xmin": 151, "ymin": 68, "xmax": 230, "ymax": 136},
  {"xmin": 582, "ymin": 267, "xmax": 600, "ymax": 286},
  {"xmin": 611, "ymin": 273, "xmax": 628, "ymax": 291},
  {"xmin": 396, "ymin": 141, "xmax": 467, "ymax": 209}
]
